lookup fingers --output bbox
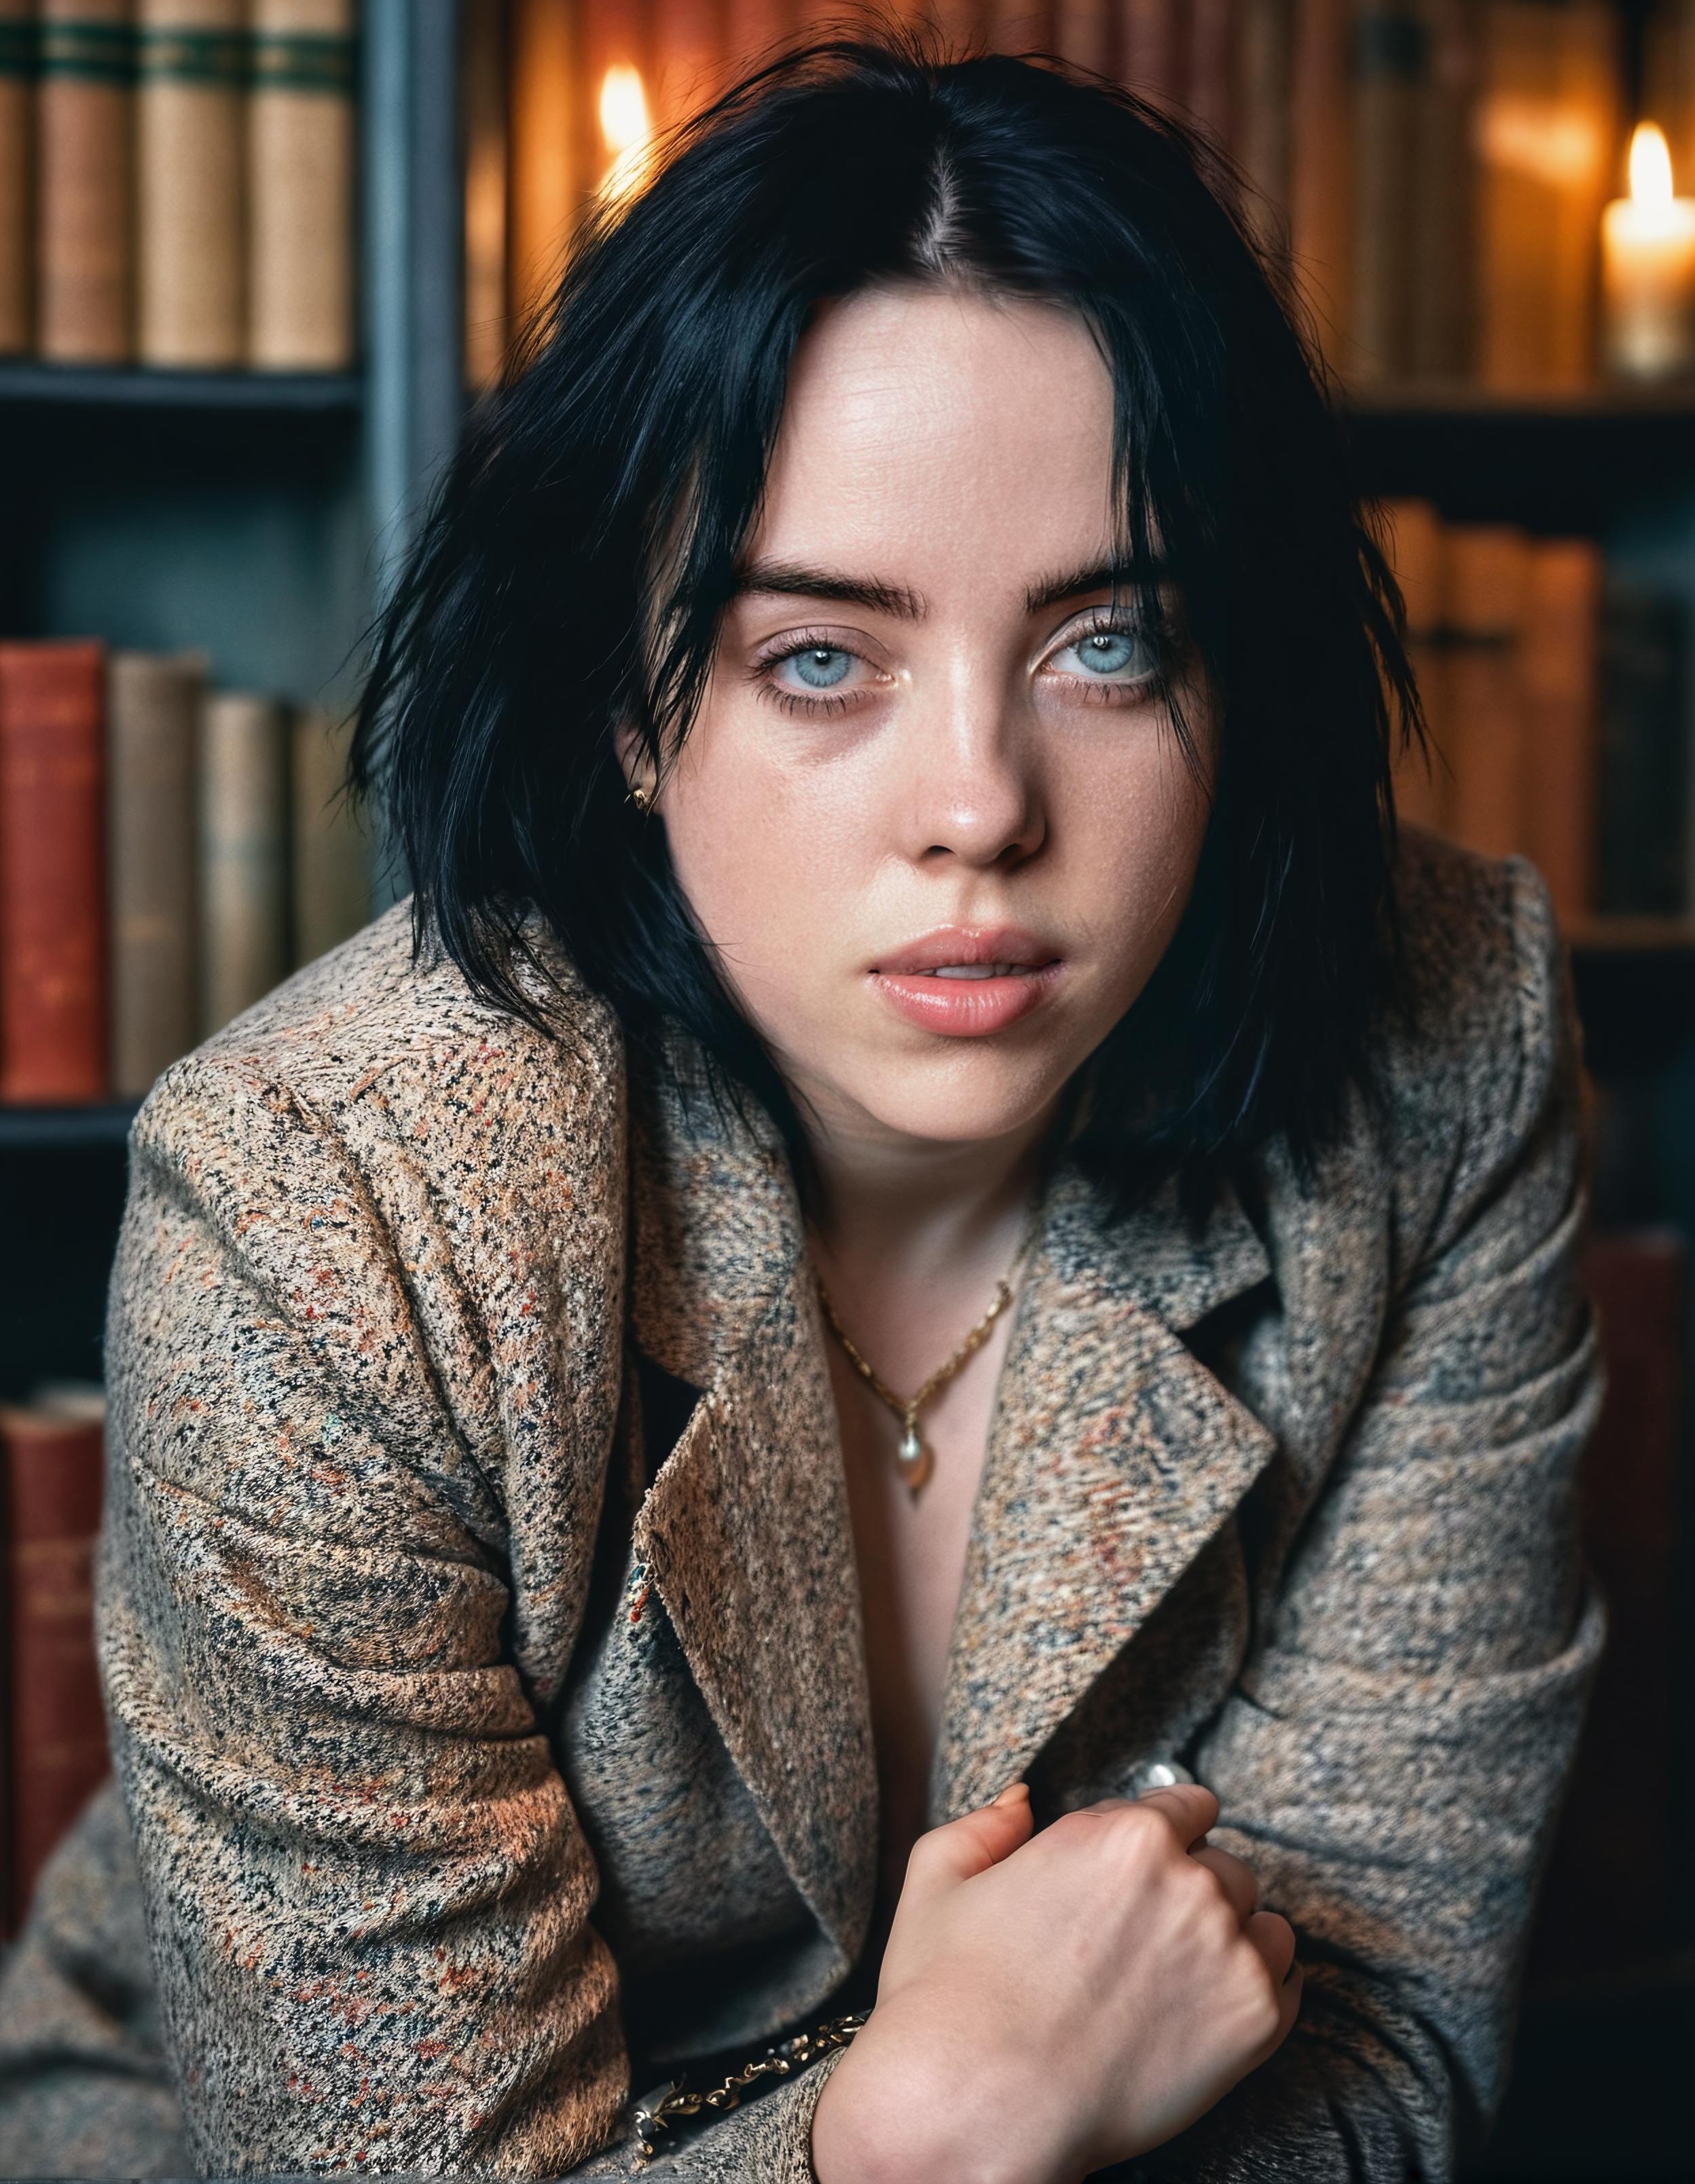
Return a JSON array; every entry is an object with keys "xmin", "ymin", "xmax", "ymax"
[
  {"xmin": 903, "ymin": 1782, "xmax": 1035, "ymax": 1899},
  {"xmin": 1190, "ymin": 1844, "xmax": 1259, "ymax": 1923},
  {"xmin": 1244, "ymin": 1910, "xmax": 1298, "ymax": 1991},
  {"xmin": 1127, "ymin": 1781, "xmax": 1220, "ymax": 1849}
]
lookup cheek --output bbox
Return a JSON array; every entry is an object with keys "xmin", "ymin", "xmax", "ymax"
[{"xmin": 1059, "ymin": 727, "xmax": 1216, "ymax": 964}]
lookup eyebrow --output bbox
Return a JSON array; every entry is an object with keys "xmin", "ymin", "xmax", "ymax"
[{"xmin": 729, "ymin": 554, "xmax": 1162, "ymax": 621}]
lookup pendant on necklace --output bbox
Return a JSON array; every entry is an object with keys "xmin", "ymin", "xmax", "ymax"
[{"xmin": 895, "ymin": 1419, "xmax": 932, "ymax": 1499}]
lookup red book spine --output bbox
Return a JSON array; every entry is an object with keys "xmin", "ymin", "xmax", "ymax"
[
  {"xmin": 0, "ymin": 640, "xmax": 109, "ymax": 1104},
  {"xmin": 0, "ymin": 1404, "xmax": 110, "ymax": 1935}
]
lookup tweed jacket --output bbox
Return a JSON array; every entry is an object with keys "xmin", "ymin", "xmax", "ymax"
[{"xmin": 0, "ymin": 826, "xmax": 1602, "ymax": 2182}]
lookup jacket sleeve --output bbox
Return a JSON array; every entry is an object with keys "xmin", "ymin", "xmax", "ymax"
[
  {"xmin": 1145, "ymin": 857, "xmax": 1607, "ymax": 2184},
  {"xmin": 96, "ymin": 1053, "xmax": 839, "ymax": 2180}
]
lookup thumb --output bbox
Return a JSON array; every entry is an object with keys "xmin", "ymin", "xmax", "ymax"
[{"xmin": 903, "ymin": 1782, "xmax": 1033, "ymax": 1901}]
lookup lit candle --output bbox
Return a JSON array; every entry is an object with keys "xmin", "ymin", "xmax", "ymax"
[
  {"xmin": 1601, "ymin": 122, "xmax": 1695, "ymax": 380},
  {"xmin": 598, "ymin": 66, "xmax": 654, "ymax": 208}
]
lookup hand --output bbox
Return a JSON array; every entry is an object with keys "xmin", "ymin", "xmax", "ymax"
[{"xmin": 811, "ymin": 1781, "xmax": 1300, "ymax": 2184}]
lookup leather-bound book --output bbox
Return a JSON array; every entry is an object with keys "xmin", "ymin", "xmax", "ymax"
[
  {"xmin": 509, "ymin": 0, "xmax": 583, "ymax": 338},
  {"xmin": 1117, "ymin": 0, "xmax": 1181, "ymax": 105},
  {"xmin": 1381, "ymin": 498, "xmax": 1449, "ymax": 835},
  {"xmin": 1055, "ymin": 0, "xmax": 1112, "ymax": 74},
  {"xmin": 291, "ymin": 704, "xmax": 369, "ymax": 966},
  {"xmin": 1235, "ymin": 0, "xmax": 1294, "ymax": 259},
  {"xmin": 462, "ymin": 0, "xmax": 508, "ymax": 391},
  {"xmin": 0, "ymin": 1, "xmax": 33, "ymax": 355},
  {"xmin": 108, "ymin": 649, "xmax": 204, "ymax": 1097},
  {"xmin": 1409, "ymin": 0, "xmax": 1477, "ymax": 381},
  {"xmin": 1350, "ymin": 3, "xmax": 1429, "ymax": 385},
  {"xmin": 1184, "ymin": 0, "xmax": 1232, "ymax": 147},
  {"xmin": 35, "ymin": 0, "xmax": 135, "ymax": 363},
  {"xmin": 248, "ymin": 0, "xmax": 356, "ymax": 370},
  {"xmin": 198, "ymin": 689, "xmax": 288, "ymax": 1036},
  {"xmin": 1288, "ymin": 0, "xmax": 1352, "ymax": 363},
  {"xmin": 1521, "ymin": 539, "xmax": 1601, "ymax": 926},
  {"xmin": 0, "ymin": 640, "xmax": 109, "ymax": 1106},
  {"xmin": 0, "ymin": 1386, "xmax": 109, "ymax": 1939},
  {"xmin": 136, "ymin": 0, "xmax": 245, "ymax": 367},
  {"xmin": 1441, "ymin": 524, "xmax": 1529, "ymax": 861}
]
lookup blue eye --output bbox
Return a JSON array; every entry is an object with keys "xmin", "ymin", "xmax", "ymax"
[
  {"xmin": 789, "ymin": 647, "xmax": 853, "ymax": 689},
  {"xmin": 1056, "ymin": 627, "xmax": 1155, "ymax": 679}
]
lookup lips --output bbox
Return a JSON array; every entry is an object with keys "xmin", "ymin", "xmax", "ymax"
[{"xmin": 871, "ymin": 926, "xmax": 1063, "ymax": 1037}]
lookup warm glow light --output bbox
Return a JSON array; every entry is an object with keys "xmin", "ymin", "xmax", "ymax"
[
  {"xmin": 1630, "ymin": 121, "xmax": 1675, "ymax": 207},
  {"xmin": 597, "ymin": 65, "xmax": 653, "ymax": 204}
]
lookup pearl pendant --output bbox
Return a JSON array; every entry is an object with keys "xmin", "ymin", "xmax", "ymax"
[{"xmin": 895, "ymin": 1420, "xmax": 932, "ymax": 1499}]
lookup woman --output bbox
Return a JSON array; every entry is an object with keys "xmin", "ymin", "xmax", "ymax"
[{"xmin": 0, "ymin": 31, "xmax": 1601, "ymax": 2184}]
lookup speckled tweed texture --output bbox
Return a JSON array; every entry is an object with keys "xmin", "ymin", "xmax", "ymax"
[{"xmin": 0, "ymin": 827, "xmax": 1603, "ymax": 2181}]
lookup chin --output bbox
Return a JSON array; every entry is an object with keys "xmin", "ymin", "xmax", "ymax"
[{"xmin": 837, "ymin": 1048, "xmax": 1078, "ymax": 1148}]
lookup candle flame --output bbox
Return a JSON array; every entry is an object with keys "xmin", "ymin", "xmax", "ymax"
[
  {"xmin": 1630, "ymin": 121, "xmax": 1675, "ymax": 207},
  {"xmin": 598, "ymin": 65, "xmax": 653, "ymax": 206}
]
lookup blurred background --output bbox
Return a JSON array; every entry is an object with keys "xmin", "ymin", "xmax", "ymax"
[{"xmin": 0, "ymin": 3, "xmax": 1690, "ymax": 2178}]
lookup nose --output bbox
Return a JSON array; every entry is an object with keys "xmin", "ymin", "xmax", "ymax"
[{"xmin": 900, "ymin": 682, "xmax": 1046, "ymax": 871}]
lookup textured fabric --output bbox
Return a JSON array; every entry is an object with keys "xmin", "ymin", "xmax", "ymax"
[{"xmin": 0, "ymin": 826, "xmax": 1603, "ymax": 2181}]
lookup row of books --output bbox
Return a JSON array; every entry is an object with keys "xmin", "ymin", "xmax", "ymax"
[
  {"xmin": 471, "ymin": 2, "xmax": 1655, "ymax": 396},
  {"xmin": 1382, "ymin": 501, "xmax": 1691, "ymax": 922},
  {"xmin": 0, "ymin": 640, "xmax": 371, "ymax": 1108},
  {"xmin": 0, "ymin": 1, "xmax": 357, "ymax": 371},
  {"xmin": 0, "ymin": 1382, "xmax": 108, "ymax": 1942}
]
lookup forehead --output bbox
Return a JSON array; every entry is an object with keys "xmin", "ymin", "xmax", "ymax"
[{"xmin": 752, "ymin": 284, "xmax": 1120, "ymax": 579}]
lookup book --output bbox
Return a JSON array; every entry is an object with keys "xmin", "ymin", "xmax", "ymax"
[
  {"xmin": 654, "ymin": 0, "xmax": 725, "ymax": 134},
  {"xmin": 462, "ymin": 0, "xmax": 509, "ymax": 390},
  {"xmin": 0, "ymin": 0, "xmax": 32, "ymax": 356},
  {"xmin": 1288, "ymin": 0, "xmax": 1353, "ymax": 359},
  {"xmin": 1055, "ymin": 0, "xmax": 1112, "ymax": 74},
  {"xmin": 1521, "ymin": 539, "xmax": 1602, "ymax": 925},
  {"xmin": 509, "ymin": 0, "xmax": 583, "ymax": 338},
  {"xmin": 1473, "ymin": 0, "xmax": 1620, "ymax": 393},
  {"xmin": 1184, "ymin": 0, "xmax": 1232, "ymax": 145},
  {"xmin": 0, "ymin": 640, "xmax": 109, "ymax": 1106},
  {"xmin": 1381, "ymin": 497, "xmax": 1449, "ymax": 835},
  {"xmin": 1118, "ymin": 0, "xmax": 1181, "ymax": 105},
  {"xmin": 107, "ymin": 649, "xmax": 204, "ymax": 1098},
  {"xmin": 35, "ymin": 0, "xmax": 135, "ymax": 364},
  {"xmin": 1442, "ymin": 524, "xmax": 1529, "ymax": 862},
  {"xmin": 1595, "ymin": 584, "xmax": 1690, "ymax": 919},
  {"xmin": 1526, "ymin": 1231, "xmax": 1685, "ymax": 1981},
  {"xmin": 1350, "ymin": 2, "xmax": 1429, "ymax": 385},
  {"xmin": 136, "ymin": 0, "xmax": 246, "ymax": 368},
  {"xmin": 924, "ymin": 1, "xmax": 985, "ymax": 60},
  {"xmin": 1235, "ymin": 0, "xmax": 1294, "ymax": 259},
  {"xmin": 291, "ymin": 704, "xmax": 369, "ymax": 966},
  {"xmin": 1409, "ymin": 0, "xmax": 1476, "ymax": 381},
  {"xmin": 248, "ymin": 0, "xmax": 357, "ymax": 371},
  {"xmin": 725, "ymin": 1, "xmax": 795, "ymax": 77},
  {"xmin": 987, "ymin": 2, "xmax": 1051, "ymax": 58},
  {"xmin": 198, "ymin": 689, "xmax": 289, "ymax": 1036},
  {"xmin": 0, "ymin": 1385, "xmax": 110, "ymax": 1940}
]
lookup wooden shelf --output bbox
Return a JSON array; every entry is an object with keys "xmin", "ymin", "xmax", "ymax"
[
  {"xmin": 1347, "ymin": 380, "xmax": 1695, "ymax": 419},
  {"xmin": 0, "ymin": 362, "xmax": 363, "ymax": 414},
  {"xmin": 1567, "ymin": 917, "xmax": 1695, "ymax": 953},
  {"xmin": 0, "ymin": 1100, "xmax": 141, "ymax": 1151}
]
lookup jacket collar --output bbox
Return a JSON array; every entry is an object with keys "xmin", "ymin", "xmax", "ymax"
[{"xmin": 622, "ymin": 1051, "xmax": 1278, "ymax": 1978}]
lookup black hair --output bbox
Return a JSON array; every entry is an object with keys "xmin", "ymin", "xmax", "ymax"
[{"xmin": 350, "ymin": 24, "xmax": 1422, "ymax": 1218}]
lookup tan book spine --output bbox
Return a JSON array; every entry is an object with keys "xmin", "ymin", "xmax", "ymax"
[
  {"xmin": 1055, "ymin": 0, "xmax": 1112, "ymax": 73},
  {"xmin": 1381, "ymin": 498, "xmax": 1448, "ymax": 834},
  {"xmin": 1350, "ymin": 3, "xmax": 1427, "ymax": 385},
  {"xmin": 136, "ymin": 0, "xmax": 245, "ymax": 367},
  {"xmin": 107, "ymin": 649, "xmax": 203, "ymax": 1096},
  {"xmin": 653, "ymin": 0, "xmax": 724, "ymax": 136},
  {"xmin": 290, "ymin": 705, "xmax": 368, "ymax": 965},
  {"xmin": 248, "ymin": 0, "xmax": 354, "ymax": 370},
  {"xmin": 1289, "ymin": 0, "xmax": 1353, "ymax": 363},
  {"xmin": 1522, "ymin": 539, "xmax": 1602, "ymax": 924},
  {"xmin": 1116, "ymin": 0, "xmax": 1180, "ymax": 103},
  {"xmin": 198, "ymin": 689, "xmax": 287, "ymax": 1036},
  {"xmin": 509, "ymin": 0, "xmax": 581, "ymax": 338},
  {"xmin": 36, "ymin": 0, "xmax": 134, "ymax": 363},
  {"xmin": 1442, "ymin": 523, "xmax": 1530, "ymax": 860},
  {"xmin": 1546, "ymin": 1, "xmax": 1619, "ymax": 391},
  {"xmin": 1235, "ymin": 0, "xmax": 1294, "ymax": 259},
  {"xmin": 0, "ymin": 1, "xmax": 33, "ymax": 355},
  {"xmin": 1409, "ymin": 0, "xmax": 1477, "ymax": 382},
  {"xmin": 462, "ymin": 0, "xmax": 507, "ymax": 390},
  {"xmin": 988, "ymin": 3, "xmax": 1053, "ymax": 58}
]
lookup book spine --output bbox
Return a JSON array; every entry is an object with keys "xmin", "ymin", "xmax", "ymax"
[
  {"xmin": 198, "ymin": 689, "xmax": 289, "ymax": 1036},
  {"xmin": 926, "ymin": 1, "xmax": 985, "ymax": 59},
  {"xmin": 653, "ymin": 0, "xmax": 726, "ymax": 133},
  {"xmin": 462, "ymin": 0, "xmax": 508, "ymax": 390},
  {"xmin": 1235, "ymin": 0, "xmax": 1294, "ymax": 258},
  {"xmin": 508, "ymin": 0, "xmax": 583, "ymax": 337},
  {"xmin": 247, "ymin": 0, "xmax": 355, "ymax": 370},
  {"xmin": 108, "ymin": 649, "xmax": 204, "ymax": 1097},
  {"xmin": 723, "ymin": 0, "xmax": 793, "ymax": 75},
  {"xmin": 1409, "ymin": 0, "xmax": 1477, "ymax": 380},
  {"xmin": 1381, "ymin": 498, "xmax": 1448, "ymax": 835},
  {"xmin": 988, "ymin": 3, "xmax": 1053, "ymax": 59},
  {"xmin": 1184, "ymin": 0, "xmax": 1233, "ymax": 146},
  {"xmin": 1289, "ymin": 0, "xmax": 1353, "ymax": 357},
  {"xmin": 290, "ymin": 704, "xmax": 369, "ymax": 965},
  {"xmin": 35, "ymin": 0, "xmax": 135, "ymax": 363},
  {"xmin": 1441, "ymin": 523, "xmax": 1529, "ymax": 860},
  {"xmin": 0, "ymin": 640, "xmax": 109, "ymax": 1104},
  {"xmin": 1350, "ymin": 1, "xmax": 1429, "ymax": 385},
  {"xmin": 0, "ymin": 1, "xmax": 33, "ymax": 356},
  {"xmin": 136, "ymin": 0, "xmax": 246, "ymax": 367},
  {"xmin": 1521, "ymin": 539, "xmax": 1602, "ymax": 924},
  {"xmin": 1545, "ymin": 0, "xmax": 1619, "ymax": 392},
  {"xmin": 1116, "ymin": 0, "xmax": 1180, "ymax": 104},
  {"xmin": 1596, "ymin": 585, "xmax": 1691, "ymax": 918},
  {"xmin": 1055, "ymin": 0, "xmax": 1112, "ymax": 74},
  {"xmin": 0, "ymin": 1403, "xmax": 109, "ymax": 1936}
]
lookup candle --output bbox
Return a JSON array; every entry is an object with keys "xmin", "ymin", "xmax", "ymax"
[
  {"xmin": 598, "ymin": 66, "xmax": 654, "ymax": 207},
  {"xmin": 1601, "ymin": 122, "xmax": 1695, "ymax": 380}
]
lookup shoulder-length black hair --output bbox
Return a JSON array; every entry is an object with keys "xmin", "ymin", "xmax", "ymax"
[{"xmin": 350, "ymin": 24, "xmax": 1421, "ymax": 1218}]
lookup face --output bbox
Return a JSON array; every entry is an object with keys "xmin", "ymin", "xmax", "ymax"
[{"xmin": 645, "ymin": 283, "xmax": 1218, "ymax": 1157}]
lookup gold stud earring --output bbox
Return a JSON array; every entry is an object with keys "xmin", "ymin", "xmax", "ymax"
[{"xmin": 628, "ymin": 781, "xmax": 653, "ymax": 814}]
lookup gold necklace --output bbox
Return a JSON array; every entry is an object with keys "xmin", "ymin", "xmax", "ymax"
[{"xmin": 814, "ymin": 1209, "xmax": 1040, "ymax": 1501}]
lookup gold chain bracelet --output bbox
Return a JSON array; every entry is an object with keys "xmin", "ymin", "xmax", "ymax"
[{"xmin": 630, "ymin": 2009, "xmax": 870, "ymax": 2166}]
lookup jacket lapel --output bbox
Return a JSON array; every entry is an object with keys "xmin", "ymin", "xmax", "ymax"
[
  {"xmin": 932, "ymin": 1163, "xmax": 1280, "ymax": 1819},
  {"xmin": 624, "ymin": 1067, "xmax": 878, "ymax": 1978}
]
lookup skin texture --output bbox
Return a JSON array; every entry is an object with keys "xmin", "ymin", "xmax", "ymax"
[{"xmin": 631, "ymin": 284, "xmax": 1296, "ymax": 2180}]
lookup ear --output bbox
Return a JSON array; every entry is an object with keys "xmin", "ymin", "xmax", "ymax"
[{"xmin": 613, "ymin": 723, "xmax": 657, "ymax": 807}]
